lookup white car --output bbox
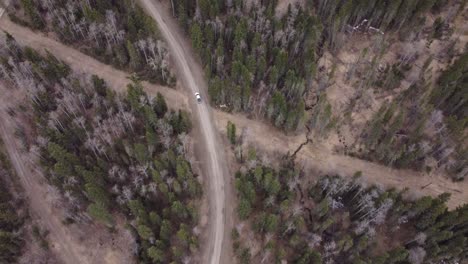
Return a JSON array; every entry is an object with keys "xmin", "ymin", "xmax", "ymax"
[{"xmin": 195, "ymin": 92, "xmax": 202, "ymax": 103}]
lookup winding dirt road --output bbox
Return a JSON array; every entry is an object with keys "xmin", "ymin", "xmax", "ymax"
[{"xmin": 138, "ymin": 1, "xmax": 230, "ymax": 264}]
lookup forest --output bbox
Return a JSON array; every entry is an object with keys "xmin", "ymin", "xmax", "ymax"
[
  {"xmin": 174, "ymin": 0, "xmax": 318, "ymax": 131},
  {"xmin": 170, "ymin": 0, "xmax": 457, "ymax": 127},
  {"xmin": 0, "ymin": 35, "xmax": 200, "ymax": 263},
  {"xmin": 12, "ymin": 0, "xmax": 467, "ymax": 179},
  {"xmin": 0, "ymin": 140, "xmax": 26, "ymax": 263},
  {"xmin": 356, "ymin": 51, "xmax": 467, "ymax": 180},
  {"xmin": 171, "ymin": 0, "xmax": 466, "ymax": 180},
  {"xmin": 12, "ymin": 0, "xmax": 175, "ymax": 85},
  {"xmin": 3, "ymin": 0, "xmax": 467, "ymax": 263},
  {"xmin": 233, "ymin": 155, "xmax": 468, "ymax": 263}
]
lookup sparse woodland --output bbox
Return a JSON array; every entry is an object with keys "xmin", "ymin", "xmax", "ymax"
[
  {"xmin": 232, "ymin": 153, "xmax": 468, "ymax": 264},
  {"xmin": 12, "ymin": 0, "xmax": 176, "ymax": 86},
  {"xmin": 171, "ymin": 0, "xmax": 467, "ymax": 180},
  {"xmin": 0, "ymin": 35, "xmax": 201, "ymax": 263}
]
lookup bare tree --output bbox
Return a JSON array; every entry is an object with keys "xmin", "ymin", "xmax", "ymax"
[{"xmin": 408, "ymin": 247, "xmax": 426, "ymax": 264}]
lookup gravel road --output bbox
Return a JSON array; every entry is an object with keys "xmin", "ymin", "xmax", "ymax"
[{"xmin": 138, "ymin": 1, "xmax": 231, "ymax": 264}]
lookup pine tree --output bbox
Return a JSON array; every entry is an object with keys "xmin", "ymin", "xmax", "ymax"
[
  {"xmin": 238, "ymin": 199, "xmax": 252, "ymax": 220},
  {"xmin": 137, "ymin": 224, "xmax": 154, "ymax": 240},
  {"xmin": 147, "ymin": 246, "xmax": 165, "ymax": 262},
  {"xmin": 227, "ymin": 121, "xmax": 237, "ymax": 145},
  {"xmin": 20, "ymin": 0, "xmax": 44, "ymax": 29},
  {"xmin": 134, "ymin": 143, "xmax": 149, "ymax": 164},
  {"xmin": 190, "ymin": 23, "xmax": 204, "ymax": 53},
  {"xmin": 87, "ymin": 203, "xmax": 113, "ymax": 226},
  {"xmin": 126, "ymin": 40, "xmax": 142, "ymax": 71},
  {"xmin": 153, "ymin": 92, "xmax": 168, "ymax": 117}
]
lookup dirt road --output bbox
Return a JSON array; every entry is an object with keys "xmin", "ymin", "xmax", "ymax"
[
  {"xmin": 214, "ymin": 111, "xmax": 468, "ymax": 209},
  {"xmin": 137, "ymin": 1, "xmax": 232, "ymax": 263}
]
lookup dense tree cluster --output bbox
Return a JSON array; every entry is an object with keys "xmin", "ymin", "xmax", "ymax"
[
  {"xmin": 169, "ymin": 0, "xmax": 467, "ymax": 180},
  {"xmin": 12, "ymin": 0, "xmax": 465, "ymax": 179},
  {"xmin": 170, "ymin": 0, "xmax": 454, "ymax": 133},
  {"xmin": 314, "ymin": 0, "xmax": 451, "ymax": 48},
  {"xmin": 234, "ymin": 158, "xmax": 468, "ymax": 263},
  {"xmin": 13, "ymin": 0, "xmax": 175, "ymax": 85},
  {"xmin": 0, "ymin": 143, "xmax": 26, "ymax": 263},
  {"xmin": 431, "ymin": 52, "xmax": 467, "ymax": 129},
  {"xmin": 173, "ymin": 0, "xmax": 318, "ymax": 131},
  {"xmin": 0, "ymin": 36, "xmax": 200, "ymax": 263},
  {"xmin": 358, "ymin": 52, "xmax": 467, "ymax": 180}
]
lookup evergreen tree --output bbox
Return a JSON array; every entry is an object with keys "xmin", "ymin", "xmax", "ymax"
[
  {"xmin": 87, "ymin": 203, "xmax": 113, "ymax": 226},
  {"xmin": 126, "ymin": 40, "xmax": 142, "ymax": 71}
]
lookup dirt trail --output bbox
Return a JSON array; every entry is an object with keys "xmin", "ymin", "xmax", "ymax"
[
  {"xmin": 0, "ymin": 83, "xmax": 133, "ymax": 264},
  {"xmin": 0, "ymin": 17, "xmax": 188, "ymax": 110},
  {"xmin": 137, "ymin": 1, "xmax": 234, "ymax": 264},
  {"xmin": 214, "ymin": 111, "xmax": 468, "ymax": 209}
]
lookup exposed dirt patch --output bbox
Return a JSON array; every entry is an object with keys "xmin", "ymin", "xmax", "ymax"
[{"xmin": 0, "ymin": 133, "xmax": 59, "ymax": 263}]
